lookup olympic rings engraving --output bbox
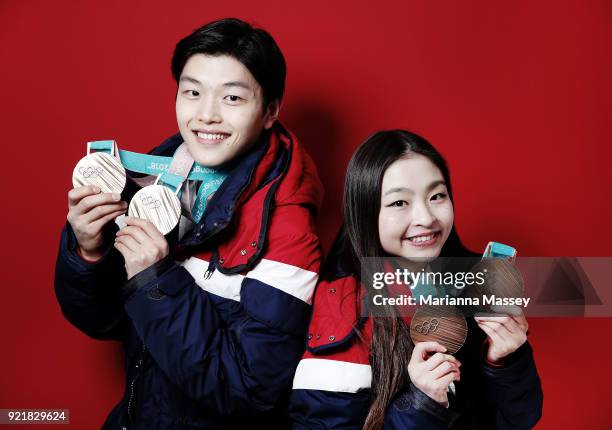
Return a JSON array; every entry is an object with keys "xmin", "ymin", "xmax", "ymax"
[
  {"xmin": 140, "ymin": 194, "xmax": 161, "ymax": 209},
  {"xmin": 79, "ymin": 166, "xmax": 104, "ymax": 178},
  {"xmin": 413, "ymin": 318, "xmax": 439, "ymax": 335}
]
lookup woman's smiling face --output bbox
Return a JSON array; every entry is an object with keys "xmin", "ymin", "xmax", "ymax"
[{"xmin": 378, "ymin": 154, "xmax": 454, "ymax": 262}]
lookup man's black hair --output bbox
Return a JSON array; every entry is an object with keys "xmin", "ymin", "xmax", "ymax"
[{"xmin": 171, "ymin": 18, "xmax": 286, "ymax": 108}]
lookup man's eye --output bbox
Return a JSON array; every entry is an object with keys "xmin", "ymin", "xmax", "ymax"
[
  {"xmin": 184, "ymin": 90, "xmax": 199, "ymax": 97},
  {"xmin": 224, "ymin": 95, "xmax": 243, "ymax": 102}
]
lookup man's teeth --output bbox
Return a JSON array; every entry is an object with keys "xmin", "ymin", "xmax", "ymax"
[
  {"xmin": 410, "ymin": 234, "xmax": 435, "ymax": 243},
  {"xmin": 197, "ymin": 132, "xmax": 227, "ymax": 140}
]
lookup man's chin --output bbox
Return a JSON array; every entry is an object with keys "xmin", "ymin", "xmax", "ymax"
[
  {"xmin": 193, "ymin": 157, "xmax": 225, "ymax": 168},
  {"xmin": 184, "ymin": 146, "xmax": 226, "ymax": 168}
]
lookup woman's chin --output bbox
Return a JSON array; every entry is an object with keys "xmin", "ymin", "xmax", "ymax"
[{"xmin": 397, "ymin": 247, "xmax": 442, "ymax": 263}]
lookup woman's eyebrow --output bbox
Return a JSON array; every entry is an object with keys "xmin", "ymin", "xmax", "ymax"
[
  {"xmin": 384, "ymin": 187, "xmax": 413, "ymax": 196},
  {"xmin": 384, "ymin": 180, "xmax": 446, "ymax": 196},
  {"xmin": 427, "ymin": 180, "xmax": 447, "ymax": 191}
]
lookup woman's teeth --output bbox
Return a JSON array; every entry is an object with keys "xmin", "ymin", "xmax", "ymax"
[
  {"xmin": 410, "ymin": 234, "xmax": 435, "ymax": 243},
  {"xmin": 197, "ymin": 132, "xmax": 227, "ymax": 140}
]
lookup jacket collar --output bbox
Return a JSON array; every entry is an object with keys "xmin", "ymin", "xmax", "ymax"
[
  {"xmin": 307, "ymin": 274, "xmax": 368, "ymax": 354},
  {"xmin": 150, "ymin": 128, "xmax": 281, "ymax": 245},
  {"xmin": 152, "ymin": 123, "xmax": 322, "ymax": 272},
  {"xmin": 307, "ymin": 261, "xmax": 416, "ymax": 354}
]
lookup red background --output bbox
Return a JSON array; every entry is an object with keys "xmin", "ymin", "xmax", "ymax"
[{"xmin": 1, "ymin": 0, "xmax": 611, "ymax": 428}]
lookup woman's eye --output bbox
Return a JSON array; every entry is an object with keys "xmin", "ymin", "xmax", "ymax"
[
  {"xmin": 224, "ymin": 95, "xmax": 243, "ymax": 102},
  {"xmin": 431, "ymin": 193, "xmax": 447, "ymax": 201},
  {"xmin": 389, "ymin": 200, "xmax": 407, "ymax": 207}
]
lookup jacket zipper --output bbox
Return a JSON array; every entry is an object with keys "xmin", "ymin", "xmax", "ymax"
[
  {"xmin": 127, "ymin": 342, "xmax": 146, "ymax": 426},
  {"xmin": 204, "ymin": 258, "xmax": 216, "ymax": 280}
]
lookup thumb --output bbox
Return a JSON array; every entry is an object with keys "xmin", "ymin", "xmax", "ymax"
[{"xmin": 412, "ymin": 341, "xmax": 447, "ymax": 362}]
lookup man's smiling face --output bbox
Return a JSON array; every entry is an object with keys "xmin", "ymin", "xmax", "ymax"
[{"xmin": 175, "ymin": 54, "xmax": 278, "ymax": 167}]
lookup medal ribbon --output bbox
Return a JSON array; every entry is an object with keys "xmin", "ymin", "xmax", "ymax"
[{"xmin": 89, "ymin": 140, "xmax": 228, "ymax": 223}]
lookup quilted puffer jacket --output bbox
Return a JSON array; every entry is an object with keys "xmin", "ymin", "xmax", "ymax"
[{"xmin": 55, "ymin": 123, "xmax": 323, "ymax": 429}]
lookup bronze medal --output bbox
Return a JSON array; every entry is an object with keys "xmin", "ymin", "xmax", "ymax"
[
  {"xmin": 410, "ymin": 305, "xmax": 468, "ymax": 354},
  {"xmin": 466, "ymin": 258, "xmax": 525, "ymax": 314},
  {"xmin": 128, "ymin": 184, "xmax": 181, "ymax": 235},
  {"xmin": 72, "ymin": 151, "xmax": 126, "ymax": 194},
  {"xmin": 471, "ymin": 258, "xmax": 524, "ymax": 295}
]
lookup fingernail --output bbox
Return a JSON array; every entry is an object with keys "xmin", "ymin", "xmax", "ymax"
[
  {"xmin": 93, "ymin": 186, "xmax": 101, "ymax": 193},
  {"xmin": 112, "ymin": 193, "xmax": 121, "ymax": 201}
]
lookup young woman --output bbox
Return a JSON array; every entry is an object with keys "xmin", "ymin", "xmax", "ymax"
[{"xmin": 290, "ymin": 130, "xmax": 543, "ymax": 429}]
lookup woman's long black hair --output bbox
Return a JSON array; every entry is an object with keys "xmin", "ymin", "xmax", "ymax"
[{"xmin": 322, "ymin": 130, "xmax": 475, "ymax": 430}]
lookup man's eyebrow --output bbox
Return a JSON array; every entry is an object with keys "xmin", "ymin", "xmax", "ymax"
[
  {"xmin": 223, "ymin": 81, "xmax": 253, "ymax": 91},
  {"xmin": 179, "ymin": 76, "xmax": 201, "ymax": 85},
  {"xmin": 178, "ymin": 77, "xmax": 252, "ymax": 91}
]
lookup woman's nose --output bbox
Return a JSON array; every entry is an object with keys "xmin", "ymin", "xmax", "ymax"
[{"xmin": 411, "ymin": 202, "xmax": 436, "ymax": 226}]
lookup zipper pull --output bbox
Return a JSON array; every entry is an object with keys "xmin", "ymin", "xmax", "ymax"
[{"xmin": 204, "ymin": 259, "xmax": 216, "ymax": 280}]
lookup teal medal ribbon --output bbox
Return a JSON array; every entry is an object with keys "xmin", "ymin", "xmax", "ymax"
[
  {"xmin": 127, "ymin": 144, "xmax": 191, "ymax": 235},
  {"xmin": 410, "ymin": 242, "xmax": 518, "ymax": 300},
  {"xmin": 411, "ymin": 274, "xmax": 445, "ymax": 300},
  {"xmin": 89, "ymin": 140, "xmax": 228, "ymax": 223},
  {"xmin": 482, "ymin": 242, "xmax": 516, "ymax": 262}
]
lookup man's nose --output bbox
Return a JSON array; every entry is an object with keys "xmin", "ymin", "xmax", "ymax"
[{"xmin": 196, "ymin": 97, "xmax": 222, "ymax": 124}]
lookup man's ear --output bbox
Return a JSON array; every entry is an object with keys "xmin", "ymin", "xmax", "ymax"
[{"xmin": 263, "ymin": 99, "xmax": 281, "ymax": 129}]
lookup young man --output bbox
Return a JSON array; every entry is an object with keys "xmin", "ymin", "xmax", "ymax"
[{"xmin": 55, "ymin": 18, "xmax": 323, "ymax": 430}]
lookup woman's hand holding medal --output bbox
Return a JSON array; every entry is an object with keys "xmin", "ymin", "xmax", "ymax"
[
  {"xmin": 475, "ymin": 307, "xmax": 529, "ymax": 364},
  {"xmin": 408, "ymin": 341, "xmax": 461, "ymax": 407},
  {"xmin": 114, "ymin": 217, "xmax": 170, "ymax": 279},
  {"xmin": 67, "ymin": 186, "xmax": 128, "ymax": 262},
  {"xmin": 471, "ymin": 254, "xmax": 529, "ymax": 364}
]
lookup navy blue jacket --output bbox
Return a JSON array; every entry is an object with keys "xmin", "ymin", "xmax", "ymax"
[{"xmin": 55, "ymin": 125, "xmax": 323, "ymax": 429}]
